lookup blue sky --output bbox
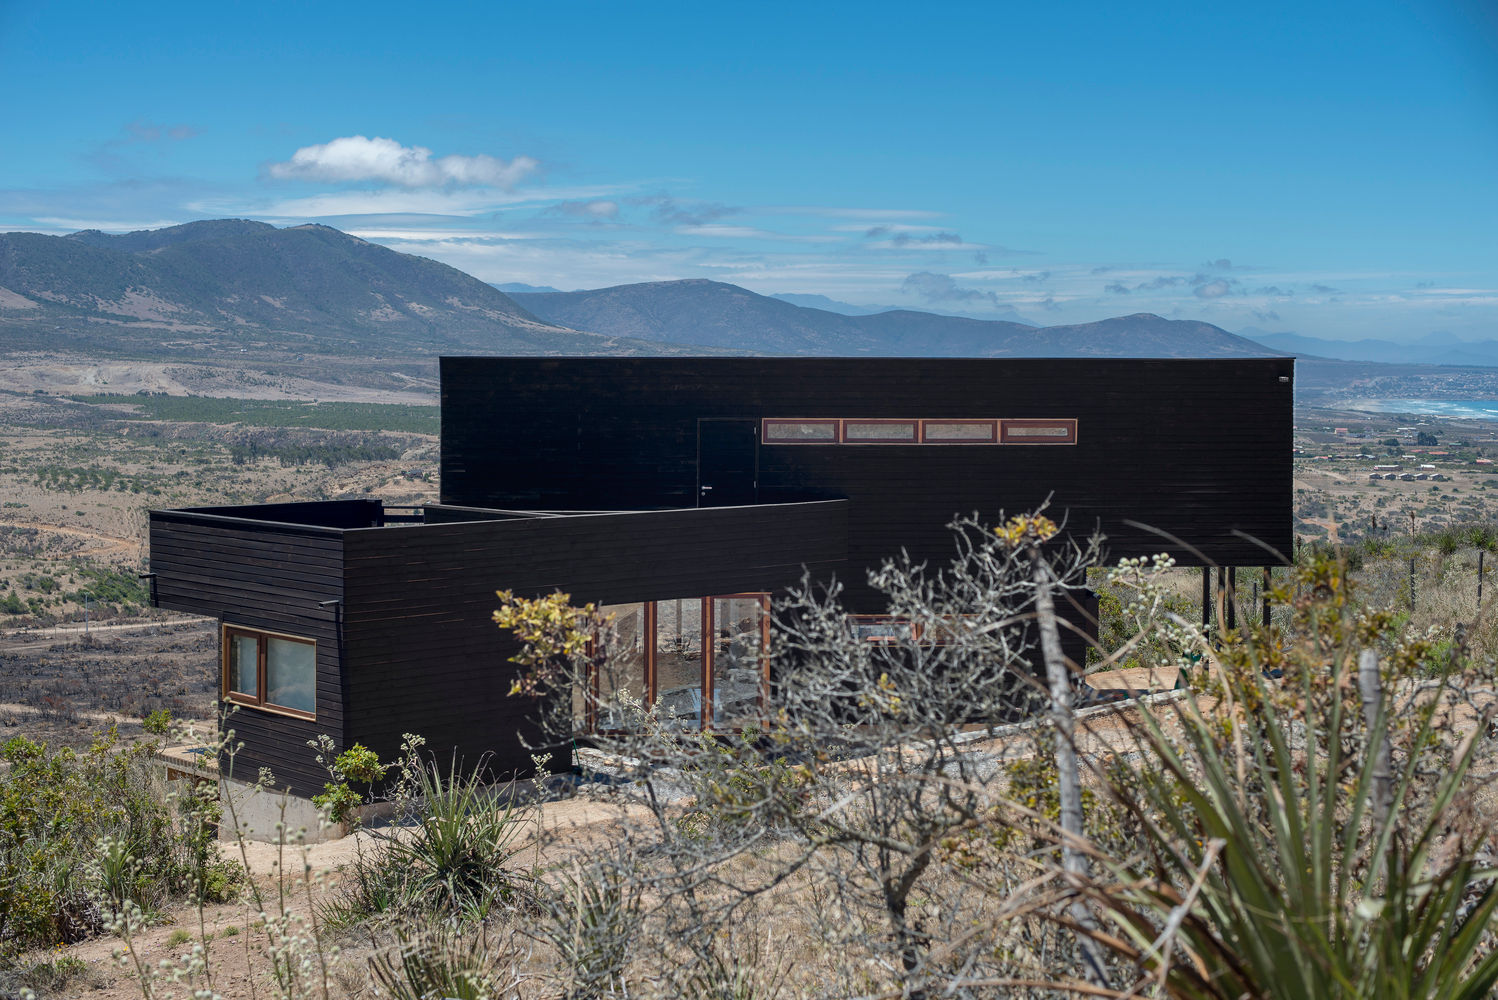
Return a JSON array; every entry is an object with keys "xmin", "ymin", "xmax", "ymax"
[{"xmin": 2, "ymin": 0, "xmax": 1495, "ymax": 340}]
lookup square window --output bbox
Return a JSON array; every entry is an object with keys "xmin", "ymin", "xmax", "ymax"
[{"xmin": 222, "ymin": 626, "xmax": 316, "ymax": 718}]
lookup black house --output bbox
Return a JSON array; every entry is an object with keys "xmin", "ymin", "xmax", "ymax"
[{"xmin": 148, "ymin": 356, "xmax": 1292, "ymax": 802}]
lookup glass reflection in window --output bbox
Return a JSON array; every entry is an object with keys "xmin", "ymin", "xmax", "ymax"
[
  {"xmin": 597, "ymin": 603, "xmax": 650, "ymax": 730},
  {"xmin": 655, "ymin": 598, "xmax": 703, "ymax": 728},
  {"xmin": 711, "ymin": 595, "xmax": 767, "ymax": 728}
]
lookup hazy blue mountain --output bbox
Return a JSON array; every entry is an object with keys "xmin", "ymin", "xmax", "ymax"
[
  {"xmin": 513, "ymin": 280, "xmax": 1280, "ymax": 357},
  {"xmin": 1250, "ymin": 330, "xmax": 1498, "ymax": 367},
  {"xmin": 64, "ymin": 219, "xmax": 278, "ymax": 253},
  {"xmin": 0, "ymin": 221, "xmax": 700, "ymax": 357},
  {"xmin": 770, "ymin": 292, "xmax": 1037, "ymax": 325},
  {"xmin": 0, "ymin": 218, "xmax": 1288, "ymax": 362},
  {"xmin": 491, "ymin": 281, "xmax": 564, "ymax": 294}
]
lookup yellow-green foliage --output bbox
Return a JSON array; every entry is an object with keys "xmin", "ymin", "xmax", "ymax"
[{"xmin": 493, "ymin": 589, "xmax": 604, "ymax": 697}]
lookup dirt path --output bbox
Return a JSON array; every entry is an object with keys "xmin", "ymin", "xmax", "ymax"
[
  {"xmin": 0, "ymin": 517, "xmax": 136, "ymax": 557},
  {"xmin": 0, "ymin": 615, "xmax": 213, "ymax": 649},
  {"xmin": 1302, "ymin": 516, "xmax": 1342, "ymax": 542}
]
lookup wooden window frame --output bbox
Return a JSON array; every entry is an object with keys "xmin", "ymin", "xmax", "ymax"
[
  {"xmin": 841, "ymin": 418, "xmax": 919, "ymax": 445},
  {"xmin": 220, "ymin": 624, "xmax": 317, "ymax": 720},
  {"xmin": 761, "ymin": 417, "xmax": 1078, "ymax": 446},
  {"xmin": 761, "ymin": 418, "xmax": 842, "ymax": 444},
  {"xmin": 585, "ymin": 595, "xmax": 770, "ymax": 735},
  {"xmin": 999, "ymin": 418, "xmax": 1079, "ymax": 445},
  {"xmin": 920, "ymin": 419, "xmax": 999, "ymax": 444}
]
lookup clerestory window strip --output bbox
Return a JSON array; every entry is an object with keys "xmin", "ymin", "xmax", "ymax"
[{"xmin": 761, "ymin": 418, "xmax": 1077, "ymax": 446}]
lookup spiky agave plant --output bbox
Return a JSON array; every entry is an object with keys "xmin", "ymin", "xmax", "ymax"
[{"xmin": 1070, "ymin": 553, "xmax": 1498, "ymax": 1000}]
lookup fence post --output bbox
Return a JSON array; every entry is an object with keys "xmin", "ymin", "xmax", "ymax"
[
  {"xmin": 1358, "ymin": 649, "xmax": 1394, "ymax": 853},
  {"xmin": 1201, "ymin": 565, "xmax": 1211, "ymax": 629},
  {"xmin": 1226, "ymin": 566, "xmax": 1237, "ymax": 631},
  {"xmin": 1479, "ymin": 550, "xmax": 1485, "ymax": 611},
  {"xmin": 1262, "ymin": 566, "xmax": 1271, "ymax": 627}
]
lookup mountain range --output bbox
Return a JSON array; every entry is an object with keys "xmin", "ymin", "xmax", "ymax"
[
  {"xmin": 1244, "ymin": 329, "xmax": 1498, "ymax": 368},
  {"xmin": 1, "ymin": 219, "xmax": 1282, "ymax": 361},
  {"xmin": 0, "ymin": 220, "xmax": 680, "ymax": 357},
  {"xmin": 768, "ymin": 291, "xmax": 1037, "ymax": 324},
  {"xmin": 508, "ymin": 280, "xmax": 1277, "ymax": 358}
]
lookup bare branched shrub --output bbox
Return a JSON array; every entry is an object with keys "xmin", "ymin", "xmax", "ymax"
[{"xmin": 498, "ymin": 510, "xmax": 1111, "ymax": 998}]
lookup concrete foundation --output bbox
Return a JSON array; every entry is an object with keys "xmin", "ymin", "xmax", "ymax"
[{"xmin": 218, "ymin": 775, "xmax": 340, "ymax": 844}]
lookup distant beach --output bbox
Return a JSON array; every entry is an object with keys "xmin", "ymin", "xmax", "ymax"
[{"xmin": 1347, "ymin": 399, "xmax": 1498, "ymax": 421}]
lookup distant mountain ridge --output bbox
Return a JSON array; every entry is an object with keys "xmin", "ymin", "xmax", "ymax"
[
  {"xmin": 511, "ymin": 279, "xmax": 1281, "ymax": 358},
  {"xmin": 0, "ymin": 220, "xmax": 687, "ymax": 357},
  {"xmin": 1, "ymin": 219, "xmax": 1283, "ymax": 362},
  {"xmin": 770, "ymin": 291, "xmax": 1037, "ymax": 324},
  {"xmin": 1248, "ymin": 329, "xmax": 1498, "ymax": 368}
]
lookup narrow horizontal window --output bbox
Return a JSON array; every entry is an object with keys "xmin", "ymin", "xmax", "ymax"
[
  {"xmin": 761, "ymin": 417, "xmax": 1078, "ymax": 445},
  {"xmin": 847, "ymin": 615, "xmax": 915, "ymax": 644},
  {"xmin": 1000, "ymin": 419, "xmax": 1078, "ymax": 445},
  {"xmin": 921, "ymin": 420, "xmax": 998, "ymax": 444},
  {"xmin": 762, "ymin": 418, "xmax": 840, "ymax": 444},
  {"xmin": 843, "ymin": 419, "xmax": 918, "ymax": 444}
]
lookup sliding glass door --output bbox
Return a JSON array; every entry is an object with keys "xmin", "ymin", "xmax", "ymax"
[{"xmin": 591, "ymin": 594, "xmax": 768, "ymax": 733}]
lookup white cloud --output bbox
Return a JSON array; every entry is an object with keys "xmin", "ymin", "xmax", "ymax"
[
  {"xmin": 863, "ymin": 239, "xmax": 988, "ymax": 251},
  {"xmin": 197, "ymin": 183, "xmax": 624, "ymax": 220},
  {"xmin": 769, "ymin": 206, "xmax": 944, "ymax": 220},
  {"xmin": 677, "ymin": 224, "xmax": 843, "ymax": 243},
  {"xmin": 829, "ymin": 223, "xmax": 948, "ymax": 233},
  {"xmin": 345, "ymin": 228, "xmax": 545, "ymax": 242},
  {"xmin": 267, "ymin": 135, "xmax": 539, "ymax": 189},
  {"xmin": 33, "ymin": 217, "xmax": 183, "ymax": 232}
]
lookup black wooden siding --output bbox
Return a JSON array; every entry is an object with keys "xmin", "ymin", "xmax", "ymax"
[
  {"xmin": 148, "ymin": 510, "xmax": 347, "ymax": 797},
  {"xmin": 339, "ymin": 500, "xmax": 847, "ymax": 776},
  {"xmin": 440, "ymin": 357, "xmax": 1293, "ymax": 611},
  {"xmin": 150, "ymin": 499, "xmax": 847, "ymax": 791}
]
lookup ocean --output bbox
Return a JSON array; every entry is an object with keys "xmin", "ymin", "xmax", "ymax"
[{"xmin": 1348, "ymin": 399, "xmax": 1498, "ymax": 421}]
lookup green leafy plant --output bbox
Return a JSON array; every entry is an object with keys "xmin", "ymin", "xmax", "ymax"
[
  {"xmin": 1068, "ymin": 554, "xmax": 1498, "ymax": 999},
  {"xmin": 321, "ymin": 754, "xmax": 530, "ymax": 926},
  {"xmin": 311, "ymin": 741, "xmax": 390, "ymax": 825},
  {"xmin": 141, "ymin": 708, "xmax": 173, "ymax": 736}
]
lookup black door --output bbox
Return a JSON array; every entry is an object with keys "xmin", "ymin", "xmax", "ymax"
[{"xmin": 697, "ymin": 419, "xmax": 758, "ymax": 507}]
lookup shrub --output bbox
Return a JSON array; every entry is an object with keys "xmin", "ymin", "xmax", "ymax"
[
  {"xmin": 321, "ymin": 756, "xmax": 530, "ymax": 926},
  {"xmin": 311, "ymin": 741, "xmax": 390, "ymax": 825},
  {"xmin": 0, "ymin": 728, "xmax": 243, "ymax": 962},
  {"xmin": 141, "ymin": 708, "xmax": 173, "ymax": 736},
  {"xmin": 1070, "ymin": 553, "xmax": 1498, "ymax": 997}
]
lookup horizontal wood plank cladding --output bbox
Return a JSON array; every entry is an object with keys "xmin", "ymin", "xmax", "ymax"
[
  {"xmin": 441, "ymin": 357, "xmax": 1293, "ymax": 592},
  {"xmin": 339, "ymin": 501, "xmax": 847, "ymax": 775},
  {"xmin": 343, "ymin": 501, "xmax": 847, "ymax": 607},
  {"xmin": 148, "ymin": 510, "xmax": 349, "ymax": 795}
]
